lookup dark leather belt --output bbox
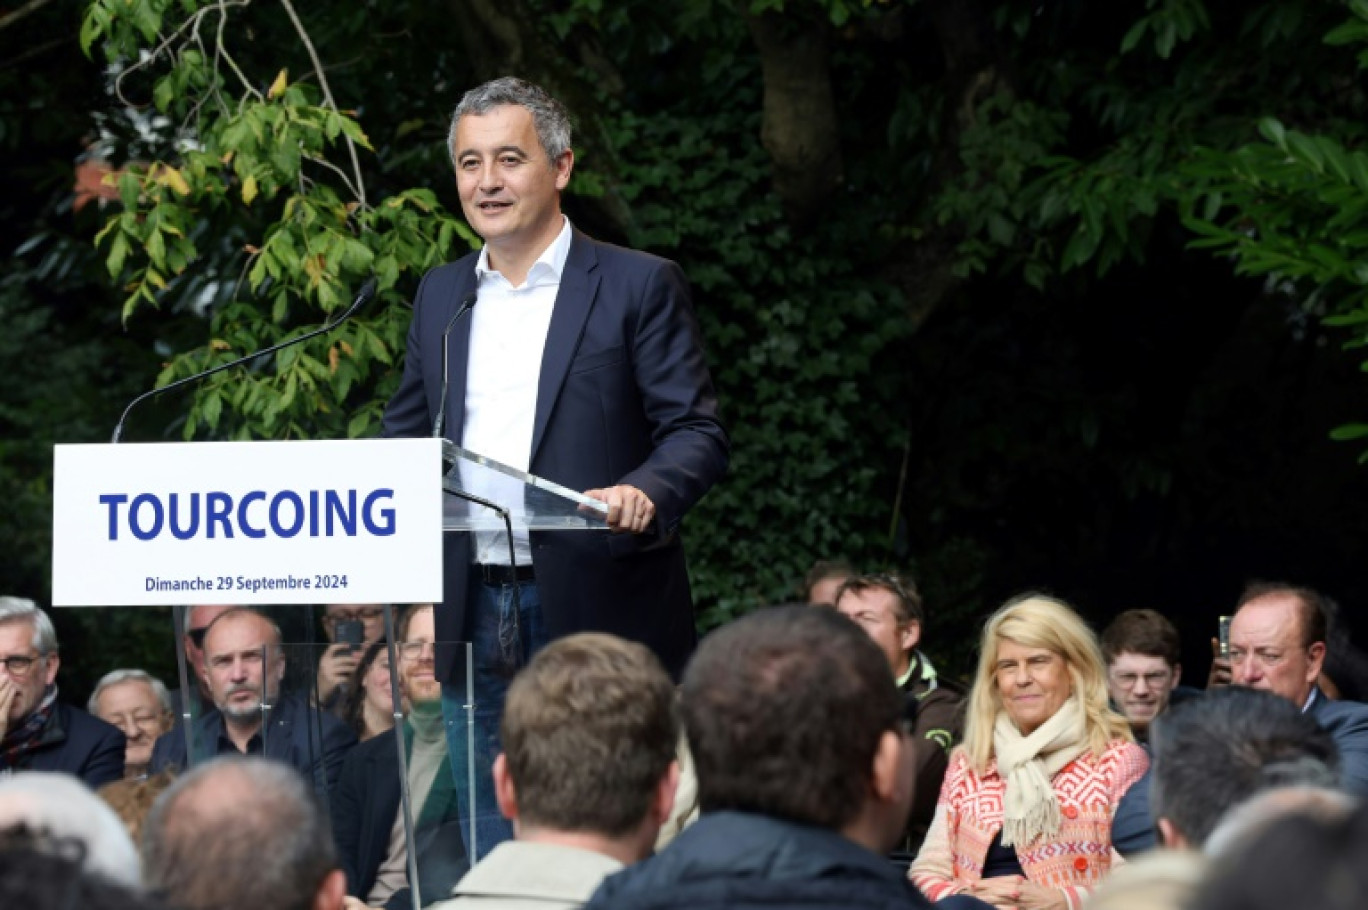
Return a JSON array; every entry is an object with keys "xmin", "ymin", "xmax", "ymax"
[{"xmin": 474, "ymin": 563, "xmax": 535, "ymax": 585}]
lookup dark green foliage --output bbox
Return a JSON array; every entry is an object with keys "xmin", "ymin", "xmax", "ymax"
[{"xmin": 4, "ymin": 0, "xmax": 1368, "ymax": 687}]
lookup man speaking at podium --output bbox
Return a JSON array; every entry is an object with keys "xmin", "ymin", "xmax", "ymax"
[{"xmin": 382, "ymin": 77, "xmax": 728, "ymax": 856}]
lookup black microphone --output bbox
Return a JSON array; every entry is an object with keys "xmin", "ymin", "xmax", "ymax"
[
  {"xmin": 112, "ymin": 277, "xmax": 379, "ymax": 443},
  {"xmin": 431, "ymin": 291, "xmax": 479, "ymax": 439}
]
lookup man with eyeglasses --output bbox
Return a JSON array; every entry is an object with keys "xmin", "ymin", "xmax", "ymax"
[
  {"xmin": 316, "ymin": 604, "xmax": 386, "ymax": 713},
  {"xmin": 1223, "ymin": 582, "xmax": 1368, "ymax": 795},
  {"xmin": 1101, "ymin": 609, "xmax": 1194, "ymax": 744},
  {"xmin": 332, "ymin": 604, "xmax": 466, "ymax": 909},
  {"xmin": 150, "ymin": 607, "xmax": 356, "ymax": 790},
  {"xmin": 1113, "ymin": 583, "xmax": 1368, "ymax": 856},
  {"xmin": 833, "ymin": 573, "xmax": 964, "ymax": 856},
  {"xmin": 88, "ymin": 668, "xmax": 175, "ymax": 779},
  {"xmin": 0, "ymin": 596, "xmax": 125, "ymax": 786}
]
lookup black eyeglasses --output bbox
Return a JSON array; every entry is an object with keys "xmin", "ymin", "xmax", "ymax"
[{"xmin": 0, "ymin": 653, "xmax": 45, "ymax": 677}]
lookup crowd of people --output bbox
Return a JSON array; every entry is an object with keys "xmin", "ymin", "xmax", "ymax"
[
  {"xmin": 10, "ymin": 73, "xmax": 1368, "ymax": 910},
  {"xmin": 2, "ymin": 572, "xmax": 1368, "ymax": 910}
]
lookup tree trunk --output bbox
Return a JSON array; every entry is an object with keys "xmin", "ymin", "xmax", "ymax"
[{"xmin": 744, "ymin": 10, "xmax": 843, "ymax": 229}]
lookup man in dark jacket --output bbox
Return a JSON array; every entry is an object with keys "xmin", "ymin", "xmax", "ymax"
[
  {"xmin": 584, "ymin": 606, "xmax": 931, "ymax": 910},
  {"xmin": 0, "ymin": 597, "xmax": 124, "ymax": 786},
  {"xmin": 835, "ymin": 574, "xmax": 964, "ymax": 855},
  {"xmin": 150, "ymin": 607, "xmax": 355, "ymax": 790}
]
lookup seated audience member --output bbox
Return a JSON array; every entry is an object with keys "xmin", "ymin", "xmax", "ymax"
[
  {"xmin": 909, "ymin": 593, "xmax": 1147, "ymax": 910},
  {"xmin": 1189, "ymin": 799, "xmax": 1368, "ymax": 910},
  {"xmin": 434, "ymin": 633, "xmax": 679, "ymax": 910},
  {"xmin": 142, "ymin": 755, "xmax": 347, "ymax": 910},
  {"xmin": 317, "ymin": 605, "xmax": 387, "ymax": 711},
  {"xmin": 1147, "ymin": 686, "xmax": 1339, "ymax": 850},
  {"xmin": 585, "ymin": 605, "xmax": 930, "ymax": 910},
  {"xmin": 149, "ymin": 607, "xmax": 356, "ymax": 789},
  {"xmin": 803, "ymin": 559, "xmax": 854, "ymax": 606},
  {"xmin": 341, "ymin": 640, "xmax": 397, "ymax": 742},
  {"xmin": 0, "ymin": 597, "xmax": 124, "ymax": 786},
  {"xmin": 89, "ymin": 669, "xmax": 175, "ymax": 778},
  {"xmin": 835, "ymin": 573, "xmax": 965, "ymax": 853},
  {"xmin": 1108, "ymin": 684, "xmax": 1340, "ymax": 859},
  {"xmin": 1101, "ymin": 609, "xmax": 1192, "ymax": 744},
  {"xmin": 0, "ymin": 771, "xmax": 140, "ymax": 886},
  {"xmin": 174, "ymin": 604, "xmax": 238, "ymax": 715},
  {"xmin": 0, "ymin": 825, "xmax": 168, "ymax": 910},
  {"xmin": 1226, "ymin": 582, "xmax": 1368, "ymax": 794},
  {"xmin": 332, "ymin": 606, "xmax": 465, "ymax": 909},
  {"xmin": 98, "ymin": 770, "xmax": 177, "ymax": 843}
]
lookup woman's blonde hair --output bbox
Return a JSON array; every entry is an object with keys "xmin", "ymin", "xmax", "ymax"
[{"xmin": 962, "ymin": 593, "xmax": 1131, "ymax": 771}]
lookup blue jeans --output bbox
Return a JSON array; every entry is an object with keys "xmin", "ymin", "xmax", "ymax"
[{"xmin": 440, "ymin": 575, "xmax": 548, "ymax": 862}]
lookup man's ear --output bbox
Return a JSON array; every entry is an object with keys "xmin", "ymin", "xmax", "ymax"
[
  {"xmin": 493, "ymin": 753, "xmax": 518, "ymax": 822},
  {"xmin": 1171, "ymin": 663, "xmax": 1182, "ymax": 689},
  {"xmin": 1157, "ymin": 817, "xmax": 1190, "ymax": 851},
  {"xmin": 652, "ymin": 760, "xmax": 681, "ymax": 826},
  {"xmin": 553, "ymin": 149, "xmax": 575, "ymax": 190},
  {"xmin": 900, "ymin": 620, "xmax": 922, "ymax": 654},
  {"xmin": 313, "ymin": 868, "xmax": 346, "ymax": 910},
  {"xmin": 1308, "ymin": 641, "xmax": 1327, "ymax": 682},
  {"xmin": 42, "ymin": 652, "xmax": 60, "ymax": 687},
  {"xmin": 870, "ymin": 729, "xmax": 906, "ymax": 803}
]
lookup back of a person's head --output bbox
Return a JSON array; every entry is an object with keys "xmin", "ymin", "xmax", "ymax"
[
  {"xmin": 1203, "ymin": 785, "xmax": 1358, "ymax": 859},
  {"xmin": 501, "ymin": 632, "xmax": 678, "ymax": 836},
  {"xmin": 142, "ymin": 757, "xmax": 337, "ymax": 910},
  {"xmin": 99, "ymin": 771, "xmax": 177, "ymax": 843},
  {"xmin": 681, "ymin": 604, "xmax": 901, "ymax": 830},
  {"xmin": 1150, "ymin": 687, "xmax": 1339, "ymax": 848},
  {"xmin": 0, "ymin": 826, "xmax": 168, "ymax": 910},
  {"xmin": 1192, "ymin": 800, "xmax": 1368, "ymax": 910},
  {"xmin": 0, "ymin": 773, "xmax": 139, "ymax": 887}
]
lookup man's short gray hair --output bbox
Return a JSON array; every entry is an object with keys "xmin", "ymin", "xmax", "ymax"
[
  {"xmin": 0, "ymin": 596, "xmax": 59, "ymax": 654},
  {"xmin": 447, "ymin": 76, "xmax": 572, "ymax": 171},
  {"xmin": 143, "ymin": 756, "xmax": 338, "ymax": 910},
  {"xmin": 87, "ymin": 668, "xmax": 173, "ymax": 716}
]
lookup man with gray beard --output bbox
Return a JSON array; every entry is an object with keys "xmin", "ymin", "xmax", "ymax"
[{"xmin": 150, "ymin": 608, "xmax": 355, "ymax": 789}]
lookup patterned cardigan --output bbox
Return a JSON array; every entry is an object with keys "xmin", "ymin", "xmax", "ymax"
[{"xmin": 909, "ymin": 739, "xmax": 1149, "ymax": 910}]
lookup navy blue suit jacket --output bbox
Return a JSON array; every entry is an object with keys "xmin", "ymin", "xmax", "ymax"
[
  {"xmin": 149, "ymin": 692, "xmax": 355, "ymax": 790},
  {"xmin": 1308, "ymin": 687, "xmax": 1368, "ymax": 796},
  {"xmin": 5, "ymin": 702, "xmax": 125, "ymax": 788},
  {"xmin": 1111, "ymin": 686, "xmax": 1368, "ymax": 855},
  {"xmin": 382, "ymin": 229, "xmax": 729, "ymax": 679}
]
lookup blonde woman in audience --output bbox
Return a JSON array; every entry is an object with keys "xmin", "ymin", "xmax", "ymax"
[{"xmin": 911, "ymin": 594, "xmax": 1148, "ymax": 910}]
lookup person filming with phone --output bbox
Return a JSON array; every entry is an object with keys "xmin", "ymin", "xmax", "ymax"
[{"xmin": 317, "ymin": 604, "xmax": 387, "ymax": 712}]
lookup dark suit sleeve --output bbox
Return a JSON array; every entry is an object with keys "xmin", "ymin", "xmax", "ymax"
[
  {"xmin": 81, "ymin": 724, "xmax": 127, "ymax": 788},
  {"xmin": 616, "ymin": 260, "xmax": 729, "ymax": 533},
  {"xmin": 330, "ymin": 747, "xmax": 368, "ymax": 896},
  {"xmin": 1314, "ymin": 699, "xmax": 1368, "ymax": 796},
  {"xmin": 318, "ymin": 714, "xmax": 359, "ymax": 791},
  {"xmin": 381, "ymin": 268, "xmax": 438, "ymax": 439}
]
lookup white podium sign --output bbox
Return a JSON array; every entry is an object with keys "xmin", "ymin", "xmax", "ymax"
[{"xmin": 52, "ymin": 438, "xmax": 443, "ymax": 607}]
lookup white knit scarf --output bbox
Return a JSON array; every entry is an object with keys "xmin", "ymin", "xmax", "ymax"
[{"xmin": 993, "ymin": 696, "xmax": 1087, "ymax": 847}]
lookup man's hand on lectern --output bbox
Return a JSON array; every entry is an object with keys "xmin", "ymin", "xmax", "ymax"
[{"xmin": 584, "ymin": 485, "xmax": 656, "ymax": 535}]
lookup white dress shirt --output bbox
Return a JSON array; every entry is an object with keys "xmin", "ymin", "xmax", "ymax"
[{"xmin": 461, "ymin": 217, "xmax": 572, "ymax": 565}]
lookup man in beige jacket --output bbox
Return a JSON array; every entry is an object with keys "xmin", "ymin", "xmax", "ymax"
[{"xmin": 432, "ymin": 633, "xmax": 679, "ymax": 910}]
